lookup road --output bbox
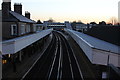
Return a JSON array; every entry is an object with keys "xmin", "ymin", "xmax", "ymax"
[{"xmin": 21, "ymin": 31, "xmax": 83, "ymax": 80}]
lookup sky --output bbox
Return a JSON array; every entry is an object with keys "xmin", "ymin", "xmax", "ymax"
[{"xmin": 0, "ymin": 0, "xmax": 120, "ymax": 23}]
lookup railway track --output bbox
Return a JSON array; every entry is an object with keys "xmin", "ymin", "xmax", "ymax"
[{"xmin": 21, "ymin": 31, "xmax": 83, "ymax": 80}]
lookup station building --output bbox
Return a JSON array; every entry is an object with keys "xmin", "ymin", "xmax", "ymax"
[
  {"xmin": 43, "ymin": 21, "xmax": 72, "ymax": 30},
  {"xmin": 1, "ymin": 0, "xmax": 52, "ymax": 72}
]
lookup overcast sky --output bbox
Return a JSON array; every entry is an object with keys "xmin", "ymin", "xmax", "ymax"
[{"xmin": 0, "ymin": 0, "xmax": 120, "ymax": 23}]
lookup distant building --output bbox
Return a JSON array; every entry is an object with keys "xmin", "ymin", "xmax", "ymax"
[
  {"xmin": 76, "ymin": 23, "xmax": 87, "ymax": 32},
  {"xmin": 36, "ymin": 24, "xmax": 44, "ymax": 32},
  {"xmin": 71, "ymin": 22, "xmax": 89, "ymax": 32},
  {"xmin": 64, "ymin": 21, "xmax": 72, "ymax": 29},
  {"xmin": 43, "ymin": 21, "xmax": 72, "ymax": 30},
  {"xmin": 2, "ymin": 0, "xmax": 36, "ymax": 40}
]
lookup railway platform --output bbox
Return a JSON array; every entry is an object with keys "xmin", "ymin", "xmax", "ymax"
[{"xmin": 2, "ymin": 34, "xmax": 52, "ymax": 79}]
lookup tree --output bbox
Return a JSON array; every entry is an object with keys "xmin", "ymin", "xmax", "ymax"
[
  {"xmin": 90, "ymin": 22, "xmax": 97, "ymax": 25},
  {"xmin": 72, "ymin": 21, "xmax": 76, "ymax": 23},
  {"xmin": 99, "ymin": 21, "xmax": 106, "ymax": 25},
  {"xmin": 77, "ymin": 20, "xmax": 83, "ymax": 24},
  {"xmin": 37, "ymin": 20, "xmax": 42, "ymax": 24},
  {"xmin": 48, "ymin": 18, "xmax": 55, "ymax": 22},
  {"xmin": 107, "ymin": 23, "xmax": 113, "ymax": 25}
]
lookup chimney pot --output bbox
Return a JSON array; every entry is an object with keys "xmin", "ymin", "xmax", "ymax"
[
  {"xmin": 25, "ymin": 11, "xmax": 30, "ymax": 19},
  {"xmin": 14, "ymin": 3, "xmax": 22, "ymax": 15},
  {"xmin": 2, "ymin": 0, "xmax": 11, "ymax": 19}
]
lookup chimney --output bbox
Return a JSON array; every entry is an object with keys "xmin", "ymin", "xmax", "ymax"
[
  {"xmin": 2, "ymin": 0, "xmax": 11, "ymax": 19},
  {"xmin": 14, "ymin": 3, "xmax": 22, "ymax": 15},
  {"xmin": 25, "ymin": 11, "xmax": 30, "ymax": 19}
]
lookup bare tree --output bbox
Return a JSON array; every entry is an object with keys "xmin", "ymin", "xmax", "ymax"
[
  {"xmin": 108, "ymin": 17, "xmax": 118, "ymax": 25},
  {"xmin": 48, "ymin": 18, "xmax": 55, "ymax": 22}
]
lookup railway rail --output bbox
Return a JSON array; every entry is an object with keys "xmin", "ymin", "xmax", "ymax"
[{"xmin": 21, "ymin": 31, "xmax": 83, "ymax": 80}]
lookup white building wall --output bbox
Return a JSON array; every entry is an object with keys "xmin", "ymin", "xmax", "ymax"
[
  {"xmin": 92, "ymin": 49, "xmax": 120, "ymax": 67},
  {"xmin": 92, "ymin": 49, "xmax": 110, "ymax": 65},
  {"xmin": 109, "ymin": 53, "xmax": 119, "ymax": 67},
  {"xmin": 119, "ymin": 55, "xmax": 120, "ymax": 66}
]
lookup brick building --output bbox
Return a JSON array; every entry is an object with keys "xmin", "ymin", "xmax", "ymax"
[{"xmin": 2, "ymin": 0, "xmax": 36, "ymax": 40}]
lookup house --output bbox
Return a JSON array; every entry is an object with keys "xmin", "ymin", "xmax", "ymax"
[{"xmin": 2, "ymin": 0, "xmax": 36, "ymax": 40}]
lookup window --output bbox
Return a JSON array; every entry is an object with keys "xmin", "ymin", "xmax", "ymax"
[
  {"xmin": 21, "ymin": 25, "xmax": 25, "ymax": 35},
  {"xmin": 26, "ymin": 25, "xmax": 30, "ymax": 33},
  {"xmin": 11, "ymin": 24, "xmax": 17, "ymax": 35}
]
